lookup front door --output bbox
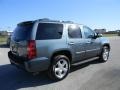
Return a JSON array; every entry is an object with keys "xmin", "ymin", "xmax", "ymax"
[{"xmin": 83, "ymin": 26, "xmax": 101, "ymax": 59}]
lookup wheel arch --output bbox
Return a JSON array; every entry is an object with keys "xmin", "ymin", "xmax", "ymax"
[
  {"xmin": 102, "ymin": 43, "xmax": 110, "ymax": 51},
  {"xmin": 50, "ymin": 50, "xmax": 72, "ymax": 64}
]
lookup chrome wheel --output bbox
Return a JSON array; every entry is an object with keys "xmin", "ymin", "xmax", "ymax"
[
  {"xmin": 48, "ymin": 55, "xmax": 70, "ymax": 80},
  {"xmin": 54, "ymin": 59, "xmax": 69, "ymax": 79},
  {"xmin": 102, "ymin": 47, "xmax": 109, "ymax": 61}
]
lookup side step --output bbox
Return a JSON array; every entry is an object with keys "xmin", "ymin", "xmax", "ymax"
[{"xmin": 72, "ymin": 57, "xmax": 99, "ymax": 66}]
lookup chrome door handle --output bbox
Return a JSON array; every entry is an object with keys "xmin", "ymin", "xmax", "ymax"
[
  {"xmin": 68, "ymin": 42, "xmax": 75, "ymax": 45},
  {"xmin": 86, "ymin": 41, "xmax": 91, "ymax": 44}
]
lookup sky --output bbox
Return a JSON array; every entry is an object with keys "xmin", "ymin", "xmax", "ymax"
[{"xmin": 0, "ymin": 0, "xmax": 120, "ymax": 31}]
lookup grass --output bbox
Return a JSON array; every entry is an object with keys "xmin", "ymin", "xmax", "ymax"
[
  {"xmin": 102, "ymin": 34, "xmax": 118, "ymax": 37},
  {"xmin": 0, "ymin": 35, "xmax": 8, "ymax": 44}
]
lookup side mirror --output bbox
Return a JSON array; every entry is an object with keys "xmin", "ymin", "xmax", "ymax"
[
  {"xmin": 88, "ymin": 33, "xmax": 103, "ymax": 39},
  {"xmin": 88, "ymin": 35, "xmax": 96, "ymax": 39},
  {"xmin": 96, "ymin": 33, "xmax": 103, "ymax": 37}
]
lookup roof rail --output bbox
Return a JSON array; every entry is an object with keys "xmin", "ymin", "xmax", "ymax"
[
  {"xmin": 37, "ymin": 18, "xmax": 60, "ymax": 22},
  {"xmin": 62, "ymin": 21, "xmax": 74, "ymax": 23},
  {"xmin": 37, "ymin": 18, "xmax": 50, "ymax": 21},
  {"xmin": 36, "ymin": 18, "xmax": 74, "ymax": 24}
]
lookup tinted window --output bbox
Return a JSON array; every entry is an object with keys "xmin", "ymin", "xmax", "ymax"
[
  {"xmin": 68, "ymin": 25, "xmax": 82, "ymax": 38},
  {"xmin": 36, "ymin": 23, "xmax": 63, "ymax": 40},
  {"xmin": 83, "ymin": 26, "xmax": 95, "ymax": 38},
  {"xmin": 12, "ymin": 23, "xmax": 33, "ymax": 41}
]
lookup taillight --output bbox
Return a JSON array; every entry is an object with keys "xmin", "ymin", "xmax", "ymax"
[{"xmin": 27, "ymin": 40, "xmax": 36, "ymax": 59}]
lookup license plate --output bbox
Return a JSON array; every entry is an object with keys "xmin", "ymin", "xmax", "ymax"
[
  {"xmin": 11, "ymin": 44, "xmax": 18, "ymax": 53},
  {"xmin": 13, "ymin": 46, "xmax": 17, "ymax": 52}
]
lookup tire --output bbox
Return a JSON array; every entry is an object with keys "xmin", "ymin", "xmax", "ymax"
[
  {"xmin": 99, "ymin": 46, "xmax": 110, "ymax": 62},
  {"xmin": 48, "ymin": 55, "xmax": 70, "ymax": 81}
]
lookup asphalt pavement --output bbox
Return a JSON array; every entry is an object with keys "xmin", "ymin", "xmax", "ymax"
[{"xmin": 0, "ymin": 37, "xmax": 120, "ymax": 90}]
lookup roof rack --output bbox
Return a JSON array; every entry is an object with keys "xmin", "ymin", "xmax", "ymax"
[
  {"xmin": 37, "ymin": 18, "xmax": 59, "ymax": 22},
  {"xmin": 61, "ymin": 21, "xmax": 74, "ymax": 23},
  {"xmin": 36, "ymin": 18, "xmax": 74, "ymax": 24}
]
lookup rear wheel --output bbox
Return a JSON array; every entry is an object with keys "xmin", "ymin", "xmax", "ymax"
[
  {"xmin": 99, "ymin": 46, "xmax": 110, "ymax": 62},
  {"xmin": 48, "ymin": 55, "xmax": 70, "ymax": 81}
]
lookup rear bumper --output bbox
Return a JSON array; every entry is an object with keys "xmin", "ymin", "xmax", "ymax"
[{"xmin": 8, "ymin": 51, "xmax": 50, "ymax": 72}]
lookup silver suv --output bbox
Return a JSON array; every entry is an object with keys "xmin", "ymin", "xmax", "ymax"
[{"xmin": 8, "ymin": 19, "xmax": 110, "ymax": 80}]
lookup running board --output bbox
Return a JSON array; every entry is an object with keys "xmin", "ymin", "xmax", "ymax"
[{"xmin": 72, "ymin": 57, "xmax": 99, "ymax": 66}]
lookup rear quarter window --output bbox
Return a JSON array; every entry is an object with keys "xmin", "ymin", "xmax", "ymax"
[{"xmin": 36, "ymin": 23, "xmax": 63, "ymax": 40}]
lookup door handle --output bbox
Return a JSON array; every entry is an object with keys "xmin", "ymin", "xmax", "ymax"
[
  {"xmin": 68, "ymin": 42, "xmax": 75, "ymax": 45},
  {"xmin": 86, "ymin": 41, "xmax": 91, "ymax": 44}
]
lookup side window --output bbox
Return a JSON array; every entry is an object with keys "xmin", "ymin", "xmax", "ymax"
[
  {"xmin": 36, "ymin": 23, "xmax": 63, "ymax": 40},
  {"xmin": 83, "ymin": 26, "xmax": 95, "ymax": 38},
  {"xmin": 68, "ymin": 25, "xmax": 82, "ymax": 38}
]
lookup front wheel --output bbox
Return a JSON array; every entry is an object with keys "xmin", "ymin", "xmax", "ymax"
[
  {"xmin": 48, "ymin": 55, "xmax": 70, "ymax": 81},
  {"xmin": 99, "ymin": 46, "xmax": 110, "ymax": 62}
]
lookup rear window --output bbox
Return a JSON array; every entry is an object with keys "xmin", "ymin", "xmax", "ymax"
[
  {"xmin": 12, "ymin": 23, "xmax": 33, "ymax": 41},
  {"xmin": 36, "ymin": 23, "xmax": 63, "ymax": 40}
]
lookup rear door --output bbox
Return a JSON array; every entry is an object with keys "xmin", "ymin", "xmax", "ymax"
[
  {"xmin": 10, "ymin": 22, "xmax": 34, "ymax": 57},
  {"xmin": 67, "ymin": 24, "xmax": 86, "ymax": 62}
]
